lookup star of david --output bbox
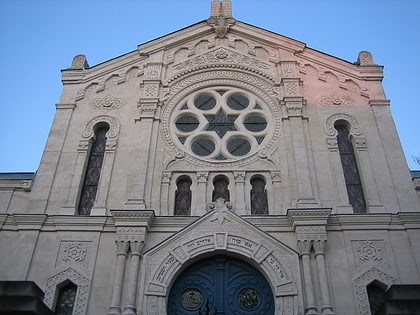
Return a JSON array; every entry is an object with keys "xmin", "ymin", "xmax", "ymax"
[{"xmin": 205, "ymin": 110, "xmax": 238, "ymax": 138}]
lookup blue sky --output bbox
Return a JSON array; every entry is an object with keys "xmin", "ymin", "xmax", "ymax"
[{"xmin": 0, "ymin": 0, "xmax": 419, "ymax": 172}]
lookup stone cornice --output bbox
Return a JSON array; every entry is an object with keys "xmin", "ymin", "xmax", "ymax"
[
  {"xmin": 0, "ymin": 212, "xmax": 419, "ymax": 233},
  {"xmin": 110, "ymin": 209, "xmax": 155, "ymax": 227},
  {"xmin": 287, "ymin": 208, "xmax": 332, "ymax": 230}
]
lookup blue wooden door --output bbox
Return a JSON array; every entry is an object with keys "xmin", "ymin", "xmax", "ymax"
[{"xmin": 168, "ymin": 255, "xmax": 274, "ymax": 314}]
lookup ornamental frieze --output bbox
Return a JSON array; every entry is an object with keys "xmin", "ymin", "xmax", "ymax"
[
  {"xmin": 89, "ymin": 94, "xmax": 127, "ymax": 112},
  {"xmin": 173, "ymin": 48, "xmax": 270, "ymax": 72}
]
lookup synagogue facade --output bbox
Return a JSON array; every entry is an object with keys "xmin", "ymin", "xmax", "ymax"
[{"xmin": 1, "ymin": 1, "xmax": 420, "ymax": 314}]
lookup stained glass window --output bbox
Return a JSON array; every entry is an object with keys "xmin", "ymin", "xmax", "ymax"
[
  {"xmin": 78, "ymin": 125, "xmax": 109, "ymax": 215},
  {"xmin": 55, "ymin": 282, "xmax": 77, "ymax": 315},
  {"xmin": 335, "ymin": 123, "xmax": 366, "ymax": 213},
  {"xmin": 174, "ymin": 177, "xmax": 192, "ymax": 215},
  {"xmin": 250, "ymin": 177, "xmax": 268, "ymax": 214}
]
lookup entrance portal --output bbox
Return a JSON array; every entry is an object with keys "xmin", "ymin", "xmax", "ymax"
[{"xmin": 168, "ymin": 255, "xmax": 274, "ymax": 314}]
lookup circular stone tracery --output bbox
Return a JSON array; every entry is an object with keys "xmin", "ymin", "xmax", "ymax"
[{"xmin": 170, "ymin": 87, "xmax": 272, "ymax": 162}]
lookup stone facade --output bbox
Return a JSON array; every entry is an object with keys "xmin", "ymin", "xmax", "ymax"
[{"xmin": 1, "ymin": 1, "xmax": 420, "ymax": 314}]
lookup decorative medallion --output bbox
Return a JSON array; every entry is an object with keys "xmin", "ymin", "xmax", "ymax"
[
  {"xmin": 238, "ymin": 288, "xmax": 260, "ymax": 310},
  {"xmin": 319, "ymin": 92, "xmax": 355, "ymax": 106},
  {"xmin": 352, "ymin": 240, "xmax": 385, "ymax": 267},
  {"xmin": 181, "ymin": 288, "xmax": 204, "ymax": 310},
  {"xmin": 89, "ymin": 94, "xmax": 127, "ymax": 113}
]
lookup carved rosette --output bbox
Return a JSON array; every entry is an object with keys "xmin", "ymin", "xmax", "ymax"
[
  {"xmin": 319, "ymin": 93, "xmax": 355, "ymax": 107},
  {"xmin": 89, "ymin": 94, "xmax": 127, "ymax": 113},
  {"xmin": 352, "ymin": 240, "xmax": 385, "ymax": 267}
]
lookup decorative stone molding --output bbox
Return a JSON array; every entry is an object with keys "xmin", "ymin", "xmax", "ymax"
[
  {"xmin": 281, "ymin": 61, "xmax": 298, "ymax": 78},
  {"xmin": 197, "ymin": 172, "xmax": 209, "ymax": 183},
  {"xmin": 143, "ymin": 206, "xmax": 299, "ymax": 314},
  {"xmin": 56, "ymin": 241, "xmax": 92, "ymax": 272},
  {"xmin": 271, "ymin": 171, "xmax": 282, "ymax": 183},
  {"xmin": 207, "ymin": 0, "xmax": 235, "ymax": 38},
  {"xmin": 319, "ymin": 92, "xmax": 355, "ymax": 106},
  {"xmin": 44, "ymin": 267, "xmax": 90, "ymax": 315},
  {"xmin": 89, "ymin": 94, "xmax": 127, "ymax": 113},
  {"xmin": 161, "ymin": 171, "xmax": 172, "ymax": 184},
  {"xmin": 145, "ymin": 63, "xmax": 162, "ymax": 80},
  {"xmin": 325, "ymin": 113, "xmax": 362, "ymax": 137},
  {"xmin": 162, "ymin": 70, "xmax": 282, "ymax": 169},
  {"xmin": 70, "ymin": 54, "xmax": 89, "ymax": 69},
  {"xmin": 82, "ymin": 115, "xmax": 120, "ymax": 139},
  {"xmin": 233, "ymin": 171, "xmax": 245, "ymax": 183},
  {"xmin": 173, "ymin": 47, "xmax": 269, "ymax": 73},
  {"xmin": 352, "ymin": 240, "xmax": 385, "ymax": 267},
  {"xmin": 352, "ymin": 267, "xmax": 396, "ymax": 315},
  {"xmin": 111, "ymin": 210, "xmax": 155, "ymax": 243},
  {"xmin": 357, "ymin": 51, "xmax": 375, "ymax": 66},
  {"xmin": 295, "ymin": 226, "xmax": 327, "ymax": 242}
]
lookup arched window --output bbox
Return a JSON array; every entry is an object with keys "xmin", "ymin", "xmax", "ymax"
[
  {"xmin": 212, "ymin": 175, "xmax": 230, "ymax": 202},
  {"xmin": 78, "ymin": 124, "xmax": 109, "ymax": 215},
  {"xmin": 250, "ymin": 176, "xmax": 268, "ymax": 214},
  {"xmin": 174, "ymin": 177, "xmax": 192, "ymax": 215},
  {"xmin": 367, "ymin": 281, "xmax": 386, "ymax": 315},
  {"xmin": 55, "ymin": 281, "xmax": 77, "ymax": 315},
  {"xmin": 335, "ymin": 122, "xmax": 366, "ymax": 213}
]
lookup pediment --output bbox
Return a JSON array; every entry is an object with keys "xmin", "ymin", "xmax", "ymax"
[{"xmin": 142, "ymin": 203, "xmax": 299, "ymax": 298}]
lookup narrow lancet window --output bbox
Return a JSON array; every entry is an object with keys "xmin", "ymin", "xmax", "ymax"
[
  {"xmin": 367, "ymin": 281, "xmax": 386, "ymax": 315},
  {"xmin": 78, "ymin": 124, "xmax": 109, "ymax": 215},
  {"xmin": 55, "ymin": 281, "xmax": 77, "ymax": 315},
  {"xmin": 174, "ymin": 177, "xmax": 192, "ymax": 215},
  {"xmin": 335, "ymin": 122, "xmax": 366, "ymax": 213},
  {"xmin": 212, "ymin": 176, "xmax": 230, "ymax": 202},
  {"xmin": 250, "ymin": 177, "xmax": 268, "ymax": 214}
]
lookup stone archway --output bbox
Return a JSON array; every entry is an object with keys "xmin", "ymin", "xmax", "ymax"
[
  {"xmin": 142, "ymin": 207, "xmax": 300, "ymax": 314},
  {"xmin": 167, "ymin": 254, "xmax": 274, "ymax": 314}
]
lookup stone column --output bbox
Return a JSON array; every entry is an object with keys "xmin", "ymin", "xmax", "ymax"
[
  {"xmin": 234, "ymin": 171, "xmax": 246, "ymax": 214},
  {"xmin": 297, "ymin": 240, "xmax": 318, "ymax": 315},
  {"xmin": 196, "ymin": 172, "xmax": 209, "ymax": 215},
  {"xmin": 280, "ymin": 62, "xmax": 318, "ymax": 207},
  {"xmin": 108, "ymin": 241, "xmax": 129, "ymax": 315},
  {"xmin": 271, "ymin": 171, "xmax": 282, "ymax": 214},
  {"xmin": 313, "ymin": 240, "xmax": 335, "ymax": 315},
  {"xmin": 160, "ymin": 172, "xmax": 172, "ymax": 215},
  {"xmin": 123, "ymin": 241, "xmax": 145, "ymax": 315}
]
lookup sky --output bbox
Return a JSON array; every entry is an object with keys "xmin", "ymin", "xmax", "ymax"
[{"xmin": 0, "ymin": 0, "xmax": 419, "ymax": 172}]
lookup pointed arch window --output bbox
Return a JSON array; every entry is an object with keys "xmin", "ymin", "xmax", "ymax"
[
  {"xmin": 250, "ymin": 176, "xmax": 268, "ymax": 214},
  {"xmin": 174, "ymin": 176, "xmax": 192, "ymax": 215},
  {"xmin": 55, "ymin": 281, "xmax": 77, "ymax": 315},
  {"xmin": 335, "ymin": 122, "xmax": 366, "ymax": 213},
  {"xmin": 367, "ymin": 281, "xmax": 386, "ymax": 315},
  {"xmin": 212, "ymin": 175, "xmax": 230, "ymax": 202},
  {"xmin": 78, "ymin": 124, "xmax": 109, "ymax": 215}
]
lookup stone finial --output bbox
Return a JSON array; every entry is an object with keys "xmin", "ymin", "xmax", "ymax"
[
  {"xmin": 356, "ymin": 51, "xmax": 374, "ymax": 66},
  {"xmin": 70, "ymin": 54, "xmax": 89, "ymax": 69},
  {"xmin": 208, "ymin": 0, "xmax": 235, "ymax": 38},
  {"xmin": 211, "ymin": 0, "xmax": 232, "ymax": 17}
]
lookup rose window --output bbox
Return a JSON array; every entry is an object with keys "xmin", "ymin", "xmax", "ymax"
[{"xmin": 171, "ymin": 88, "xmax": 271, "ymax": 161}]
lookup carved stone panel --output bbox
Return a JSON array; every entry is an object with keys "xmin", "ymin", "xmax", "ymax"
[{"xmin": 56, "ymin": 241, "xmax": 92, "ymax": 272}]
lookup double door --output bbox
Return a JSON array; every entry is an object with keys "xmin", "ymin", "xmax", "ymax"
[{"xmin": 168, "ymin": 255, "xmax": 274, "ymax": 314}]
